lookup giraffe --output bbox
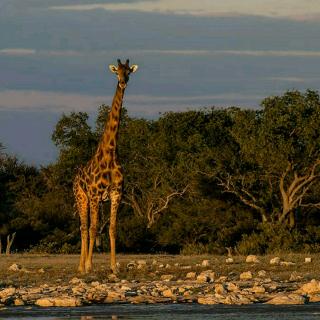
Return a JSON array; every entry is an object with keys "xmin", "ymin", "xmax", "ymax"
[{"xmin": 73, "ymin": 59, "xmax": 138, "ymax": 273}]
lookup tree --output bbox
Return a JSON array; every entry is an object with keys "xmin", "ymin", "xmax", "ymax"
[{"xmin": 214, "ymin": 90, "xmax": 320, "ymax": 227}]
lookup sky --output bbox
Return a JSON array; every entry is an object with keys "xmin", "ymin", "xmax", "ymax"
[{"xmin": 0, "ymin": 0, "xmax": 320, "ymax": 165}]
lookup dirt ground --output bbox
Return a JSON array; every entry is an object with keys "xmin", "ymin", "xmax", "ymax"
[{"xmin": 0, "ymin": 253, "xmax": 319, "ymax": 287}]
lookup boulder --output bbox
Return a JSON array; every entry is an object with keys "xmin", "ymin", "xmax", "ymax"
[
  {"xmin": 36, "ymin": 296, "xmax": 82, "ymax": 307},
  {"xmin": 0, "ymin": 288, "xmax": 16, "ymax": 300},
  {"xmin": 266, "ymin": 293, "xmax": 307, "ymax": 305},
  {"xmin": 298, "ymin": 279, "xmax": 320, "ymax": 294}
]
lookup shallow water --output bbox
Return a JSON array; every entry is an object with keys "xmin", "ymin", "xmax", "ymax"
[{"xmin": 1, "ymin": 304, "xmax": 320, "ymax": 320}]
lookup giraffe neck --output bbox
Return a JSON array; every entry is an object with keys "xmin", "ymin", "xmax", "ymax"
[{"xmin": 101, "ymin": 83, "xmax": 125, "ymax": 149}]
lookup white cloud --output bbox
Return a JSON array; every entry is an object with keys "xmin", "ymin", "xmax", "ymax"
[
  {"xmin": 0, "ymin": 90, "xmax": 262, "ymax": 115},
  {"xmin": 49, "ymin": 0, "xmax": 320, "ymax": 20},
  {"xmin": 2, "ymin": 48, "xmax": 320, "ymax": 58},
  {"xmin": 0, "ymin": 48, "xmax": 36, "ymax": 56}
]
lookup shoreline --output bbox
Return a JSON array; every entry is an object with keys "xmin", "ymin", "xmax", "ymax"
[{"xmin": 1, "ymin": 254, "xmax": 320, "ymax": 307}]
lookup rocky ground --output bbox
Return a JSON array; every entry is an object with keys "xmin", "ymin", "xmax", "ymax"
[{"xmin": 1, "ymin": 253, "xmax": 320, "ymax": 307}]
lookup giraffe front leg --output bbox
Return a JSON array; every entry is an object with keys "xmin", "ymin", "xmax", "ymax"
[
  {"xmin": 85, "ymin": 198, "xmax": 99, "ymax": 273},
  {"xmin": 76, "ymin": 188, "xmax": 88, "ymax": 273},
  {"xmin": 109, "ymin": 189, "xmax": 122, "ymax": 274}
]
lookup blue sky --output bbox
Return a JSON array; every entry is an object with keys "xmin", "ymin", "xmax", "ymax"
[{"xmin": 0, "ymin": 0, "xmax": 320, "ymax": 164}]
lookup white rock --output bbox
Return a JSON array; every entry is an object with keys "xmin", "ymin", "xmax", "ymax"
[
  {"xmin": 226, "ymin": 258, "xmax": 234, "ymax": 264},
  {"xmin": 305, "ymin": 257, "xmax": 312, "ymax": 263},
  {"xmin": 246, "ymin": 255, "xmax": 260, "ymax": 263},
  {"xmin": 201, "ymin": 260, "xmax": 210, "ymax": 267},
  {"xmin": 270, "ymin": 257, "xmax": 281, "ymax": 265}
]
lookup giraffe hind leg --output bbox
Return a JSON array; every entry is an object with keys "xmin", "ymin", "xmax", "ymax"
[{"xmin": 85, "ymin": 197, "xmax": 99, "ymax": 273}]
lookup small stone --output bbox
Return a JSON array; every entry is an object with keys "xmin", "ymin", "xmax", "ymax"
[
  {"xmin": 35, "ymin": 298, "xmax": 54, "ymax": 307},
  {"xmin": 270, "ymin": 257, "xmax": 281, "ymax": 265},
  {"xmin": 215, "ymin": 283, "xmax": 227, "ymax": 295},
  {"xmin": 174, "ymin": 263, "xmax": 180, "ymax": 267},
  {"xmin": 8, "ymin": 264, "xmax": 22, "ymax": 272},
  {"xmin": 126, "ymin": 261, "xmax": 136, "ymax": 270},
  {"xmin": 185, "ymin": 272, "xmax": 197, "ymax": 280},
  {"xmin": 69, "ymin": 277, "xmax": 83, "ymax": 285},
  {"xmin": 201, "ymin": 260, "xmax": 210, "ymax": 267},
  {"xmin": 250, "ymin": 286, "xmax": 266, "ymax": 294},
  {"xmin": 289, "ymin": 271, "xmax": 302, "ymax": 282},
  {"xmin": 37, "ymin": 268, "xmax": 45, "ymax": 273},
  {"xmin": 160, "ymin": 274, "xmax": 174, "ymax": 281},
  {"xmin": 305, "ymin": 257, "xmax": 312, "ymax": 263},
  {"xmin": 91, "ymin": 281, "xmax": 100, "ymax": 287},
  {"xmin": 162, "ymin": 289, "xmax": 174, "ymax": 298},
  {"xmin": 258, "ymin": 270, "xmax": 267, "ymax": 277},
  {"xmin": 198, "ymin": 295, "xmax": 219, "ymax": 305},
  {"xmin": 246, "ymin": 255, "xmax": 260, "ymax": 263},
  {"xmin": 165, "ymin": 264, "xmax": 171, "ymax": 269},
  {"xmin": 226, "ymin": 258, "xmax": 234, "ymax": 264},
  {"xmin": 14, "ymin": 299, "xmax": 24, "ymax": 306},
  {"xmin": 280, "ymin": 261, "xmax": 295, "ymax": 266},
  {"xmin": 137, "ymin": 259, "xmax": 146, "ymax": 265},
  {"xmin": 108, "ymin": 274, "xmax": 120, "ymax": 282},
  {"xmin": 159, "ymin": 264, "xmax": 165, "ymax": 268},
  {"xmin": 240, "ymin": 271, "xmax": 253, "ymax": 280},
  {"xmin": 226, "ymin": 282, "xmax": 239, "ymax": 292},
  {"xmin": 196, "ymin": 274, "xmax": 209, "ymax": 283}
]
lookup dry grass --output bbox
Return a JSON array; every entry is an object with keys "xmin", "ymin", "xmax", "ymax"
[{"xmin": 0, "ymin": 253, "xmax": 319, "ymax": 287}]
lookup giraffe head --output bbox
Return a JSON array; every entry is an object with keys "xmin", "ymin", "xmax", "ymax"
[{"xmin": 109, "ymin": 59, "xmax": 138, "ymax": 89}]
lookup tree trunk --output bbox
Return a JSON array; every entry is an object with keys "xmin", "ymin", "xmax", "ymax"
[
  {"xmin": 289, "ymin": 211, "xmax": 295, "ymax": 228},
  {"xmin": 6, "ymin": 232, "xmax": 16, "ymax": 255}
]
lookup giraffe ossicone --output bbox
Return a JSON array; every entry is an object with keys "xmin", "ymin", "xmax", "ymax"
[{"xmin": 73, "ymin": 59, "xmax": 138, "ymax": 274}]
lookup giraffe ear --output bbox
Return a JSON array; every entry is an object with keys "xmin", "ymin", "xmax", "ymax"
[
  {"xmin": 130, "ymin": 65, "xmax": 138, "ymax": 73},
  {"xmin": 109, "ymin": 65, "xmax": 118, "ymax": 73}
]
